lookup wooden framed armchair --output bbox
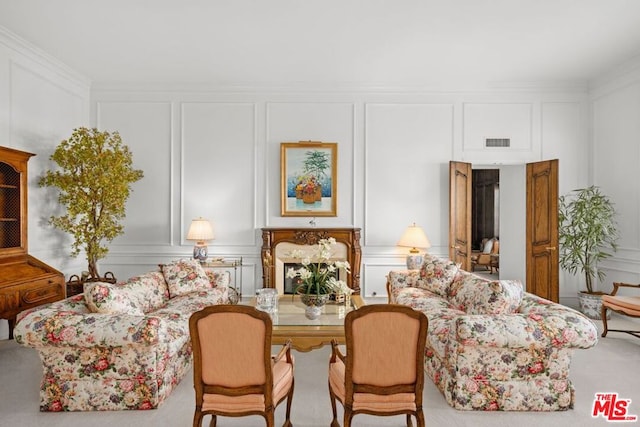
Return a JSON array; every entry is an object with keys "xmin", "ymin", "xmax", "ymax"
[
  {"xmin": 328, "ymin": 304, "xmax": 428, "ymax": 427},
  {"xmin": 470, "ymin": 237, "xmax": 499, "ymax": 273},
  {"xmin": 601, "ymin": 282, "xmax": 640, "ymax": 339},
  {"xmin": 189, "ymin": 305, "xmax": 295, "ymax": 427}
]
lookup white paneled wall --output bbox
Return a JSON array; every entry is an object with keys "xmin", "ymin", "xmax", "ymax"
[
  {"xmin": 462, "ymin": 103, "xmax": 536, "ymax": 164},
  {"xmin": 0, "ymin": 29, "xmax": 90, "ymax": 272},
  {"xmin": 91, "ymin": 89, "xmax": 589, "ymax": 299},
  {"xmin": 591, "ymin": 71, "xmax": 640, "ymax": 295},
  {"xmin": 2, "ymin": 23, "xmax": 640, "ymax": 316},
  {"xmin": 0, "ymin": 29, "xmax": 90, "ymax": 338},
  {"xmin": 266, "ymin": 102, "xmax": 356, "ymax": 228},
  {"xmin": 97, "ymin": 102, "xmax": 173, "ymax": 247}
]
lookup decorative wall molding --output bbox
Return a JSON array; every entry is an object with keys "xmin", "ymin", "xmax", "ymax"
[{"xmin": 0, "ymin": 25, "xmax": 90, "ymax": 92}]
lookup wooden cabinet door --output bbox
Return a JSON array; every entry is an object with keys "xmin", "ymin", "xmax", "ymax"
[
  {"xmin": 526, "ymin": 160, "xmax": 559, "ymax": 302},
  {"xmin": 449, "ymin": 161, "xmax": 472, "ymax": 271}
]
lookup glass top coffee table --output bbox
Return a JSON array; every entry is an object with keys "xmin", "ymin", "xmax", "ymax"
[{"xmin": 249, "ymin": 294, "xmax": 365, "ymax": 352}]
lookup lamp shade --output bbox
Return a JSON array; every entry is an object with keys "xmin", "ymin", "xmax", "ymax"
[
  {"xmin": 397, "ymin": 223, "xmax": 431, "ymax": 253},
  {"xmin": 186, "ymin": 218, "xmax": 214, "ymax": 243}
]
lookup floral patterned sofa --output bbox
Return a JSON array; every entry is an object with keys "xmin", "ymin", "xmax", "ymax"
[
  {"xmin": 386, "ymin": 254, "xmax": 598, "ymax": 411},
  {"xmin": 13, "ymin": 259, "xmax": 230, "ymax": 411}
]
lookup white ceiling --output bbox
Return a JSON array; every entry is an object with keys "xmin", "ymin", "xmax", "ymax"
[{"xmin": 2, "ymin": 0, "xmax": 640, "ymax": 89}]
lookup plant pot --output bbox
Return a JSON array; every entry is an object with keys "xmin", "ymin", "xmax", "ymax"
[
  {"xmin": 577, "ymin": 291, "xmax": 610, "ymax": 320},
  {"xmin": 298, "ymin": 292, "xmax": 330, "ymax": 307},
  {"xmin": 304, "ymin": 305, "xmax": 323, "ymax": 320},
  {"xmin": 315, "ymin": 183, "xmax": 322, "ymax": 201},
  {"xmin": 302, "ymin": 192, "xmax": 316, "ymax": 204},
  {"xmin": 297, "ymin": 292, "xmax": 329, "ymax": 320}
]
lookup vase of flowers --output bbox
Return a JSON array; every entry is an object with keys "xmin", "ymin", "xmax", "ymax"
[{"xmin": 286, "ymin": 237, "xmax": 352, "ymax": 319}]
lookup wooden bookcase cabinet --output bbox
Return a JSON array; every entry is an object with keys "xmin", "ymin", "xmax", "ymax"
[{"xmin": 0, "ymin": 146, "xmax": 65, "ymax": 338}]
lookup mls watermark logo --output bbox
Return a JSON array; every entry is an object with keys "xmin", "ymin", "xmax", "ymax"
[{"xmin": 592, "ymin": 393, "xmax": 637, "ymax": 422}]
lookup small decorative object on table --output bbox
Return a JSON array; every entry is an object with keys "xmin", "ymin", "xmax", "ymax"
[
  {"xmin": 286, "ymin": 237, "xmax": 351, "ymax": 320},
  {"xmin": 256, "ymin": 288, "xmax": 278, "ymax": 313}
]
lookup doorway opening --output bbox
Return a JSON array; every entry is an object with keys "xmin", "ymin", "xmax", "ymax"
[{"xmin": 471, "ymin": 169, "xmax": 500, "ymax": 276}]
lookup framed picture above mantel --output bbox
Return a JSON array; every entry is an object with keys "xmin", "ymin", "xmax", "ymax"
[{"xmin": 280, "ymin": 141, "xmax": 337, "ymax": 217}]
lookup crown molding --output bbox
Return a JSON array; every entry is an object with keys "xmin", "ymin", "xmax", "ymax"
[{"xmin": 0, "ymin": 25, "xmax": 91, "ymax": 91}]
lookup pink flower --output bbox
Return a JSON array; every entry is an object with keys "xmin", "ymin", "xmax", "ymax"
[
  {"xmin": 528, "ymin": 361, "xmax": 544, "ymax": 374},
  {"xmin": 139, "ymin": 401, "xmax": 153, "ymax": 410},
  {"xmin": 554, "ymin": 380, "xmax": 567, "ymax": 393},
  {"xmin": 120, "ymin": 380, "xmax": 135, "ymax": 392},
  {"xmin": 95, "ymin": 358, "xmax": 109, "ymax": 371},
  {"xmin": 528, "ymin": 313, "xmax": 543, "ymax": 321},
  {"xmin": 465, "ymin": 379, "xmax": 479, "ymax": 393},
  {"xmin": 59, "ymin": 326, "xmax": 76, "ymax": 342},
  {"xmin": 562, "ymin": 328, "xmax": 578, "ymax": 342},
  {"xmin": 50, "ymin": 400, "xmax": 63, "ymax": 411}
]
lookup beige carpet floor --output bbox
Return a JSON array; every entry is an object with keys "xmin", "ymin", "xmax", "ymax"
[{"xmin": 1, "ymin": 314, "xmax": 638, "ymax": 427}]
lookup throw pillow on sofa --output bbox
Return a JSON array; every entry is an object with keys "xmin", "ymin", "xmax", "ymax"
[
  {"xmin": 161, "ymin": 259, "xmax": 211, "ymax": 298},
  {"xmin": 418, "ymin": 254, "xmax": 459, "ymax": 297},
  {"xmin": 84, "ymin": 282, "xmax": 145, "ymax": 315},
  {"xmin": 449, "ymin": 274, "xmax": 523, "ymax": 315}
]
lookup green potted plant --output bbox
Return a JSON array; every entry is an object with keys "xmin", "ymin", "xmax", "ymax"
[
  {"xmin": 39, "ymin": 127, "xmax": 144, "ymax": 281},
  {"xmin": 285, "ymin": 237, "xmax": 351, "ymax": 319},
  {"xmin": 558, "ymin": 185, "xmax": 618, "ymax": 319}
]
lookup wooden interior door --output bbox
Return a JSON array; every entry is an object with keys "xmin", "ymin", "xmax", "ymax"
[
  {"xmin": 526, "ymin": 159, "xmax": 559, "ymax": 302},
  {"xmin": 449, "ymin": 161, "xmax": 472, "ymax": 271}
]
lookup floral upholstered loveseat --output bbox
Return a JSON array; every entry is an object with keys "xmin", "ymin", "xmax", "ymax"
[
  {"xmin": 13, "ymin": 259, "xmax": 230, "ymax": 411},
  {"xmin": 386, "ymin": 254, "xmax": 598, "ymax": 411}
]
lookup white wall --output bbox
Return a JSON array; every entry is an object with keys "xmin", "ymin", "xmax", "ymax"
[
  {"xmin": 92, "ymin": 87, "xmax": 588, "ymax": 299},
  {"xmin": 0, "ymin": 28, "xmax": 90, "ymax": 270},
  {"xmin": 590, "ymin": 58, "xmax": 640, "ymax": 296},
  {"xmin": 0, "ymin": 27, "xmax": 90, "ymax": 338}
]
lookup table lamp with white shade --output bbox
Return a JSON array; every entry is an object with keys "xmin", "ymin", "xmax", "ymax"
[
  {"xmin": 186, "ymin": 217, "xmax": 214, "ymax": 261},
  {"xmin": 397, "ymin": 223, "xmax": 431, "ymax": 269}
]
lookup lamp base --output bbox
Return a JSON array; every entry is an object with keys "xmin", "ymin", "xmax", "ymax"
[
  {"xmin": 406, "ymin": 254, "xmax": 424, "ymax": 270},
  {"xmin": 193, "ymin": 244, "xmax": 208, "ymax": 262}
]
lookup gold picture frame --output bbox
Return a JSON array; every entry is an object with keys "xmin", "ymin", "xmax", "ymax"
[{"xmin": 281, "ymin": 141, "xmax": 337, "ymax": 217}]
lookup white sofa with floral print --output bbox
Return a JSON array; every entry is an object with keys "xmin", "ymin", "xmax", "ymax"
[
  {"xmin": 13, "ymin": 259, "xmax": 230, "ymax": 412},
  {"xmin": 386, "ymin": 254, "xmax": 598, "ymax": 411}
]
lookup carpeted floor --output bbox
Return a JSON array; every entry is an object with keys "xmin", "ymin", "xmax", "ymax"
[{"xmin": 1, "ymin": 315, "xmax": 638, "ymax": 427}]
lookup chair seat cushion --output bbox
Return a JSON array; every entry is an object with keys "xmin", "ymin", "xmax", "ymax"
[
  {"xmin": 602, "ymin": 295, "xmax": 640, "ymax": 315},
  {"xmin": 201, "ymin": 354, "xmax": 294, "ymax": 413},
  {"xmin": 329, "ymin": 358, "xmax": 417, "ymax": 413}
]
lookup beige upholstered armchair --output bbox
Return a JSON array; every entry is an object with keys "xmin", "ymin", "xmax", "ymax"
[
  {"xmin": 471, "ymin": 237, "xmax": 499, "ymax": 273},
  {"xmin": 189, "ymin": 305, "xmax": 295, "ymax": 427},
  {"xmin": 328, "ymin": 304, "xmax": 429, "ymax": 427}
]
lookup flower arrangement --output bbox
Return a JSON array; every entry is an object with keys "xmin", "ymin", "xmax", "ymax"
[{"xmin": 286, "ymin": 237, "xmax": 352, "ymax": 296}]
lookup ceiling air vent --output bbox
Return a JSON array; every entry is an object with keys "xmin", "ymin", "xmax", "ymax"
[{"xmin": 485, "ymin": 138, "xmax": 510, "ymax": 148}]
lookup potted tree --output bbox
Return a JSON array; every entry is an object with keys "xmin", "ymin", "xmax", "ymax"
[
  {"xmin": 558, "ymin": 185, "xmax": 618, "ymax": 319},
  {"xmin": 39, "ymin": 127, "xmax": 144, "ymax": 283}
]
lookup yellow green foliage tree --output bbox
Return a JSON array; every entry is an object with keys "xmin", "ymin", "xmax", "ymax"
[{"xmin": 39, "ymin": 127, "xmax": 144, "ymax": 278}]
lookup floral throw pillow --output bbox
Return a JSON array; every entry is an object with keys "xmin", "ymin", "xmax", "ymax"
[
  {"xmin": 84, "ymin": 282, "xmax": 144, "ymax": 315},
  {"xmin": 205, "ymin": 270, "xmax": 230, "ymax": 288},
  {"xmin": 161, "ymin": 259, "xmax": 211, "ymax": 298},
  {"xmin": 449, "ymin": 275, "xmax": 524, "ymax": 315},
  {"xmin": 418, "ymin": 254, "xmax": 459, "ymax": 297}
]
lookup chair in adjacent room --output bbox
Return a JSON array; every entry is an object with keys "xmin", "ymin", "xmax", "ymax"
[
  {"xmin": 328, "ymin": 304, "xmax": 428, "ymax": 427},
  {"xmin": 189, "ymin": 305, "xmax": 295, "ymax": 427},
  {"xmin": 470, "ymin": 237, "xmax": 499, "ymax": 273},
  {"xmin": 601, "ymin": 282, "xmax": 640, "ymax": 339}
]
